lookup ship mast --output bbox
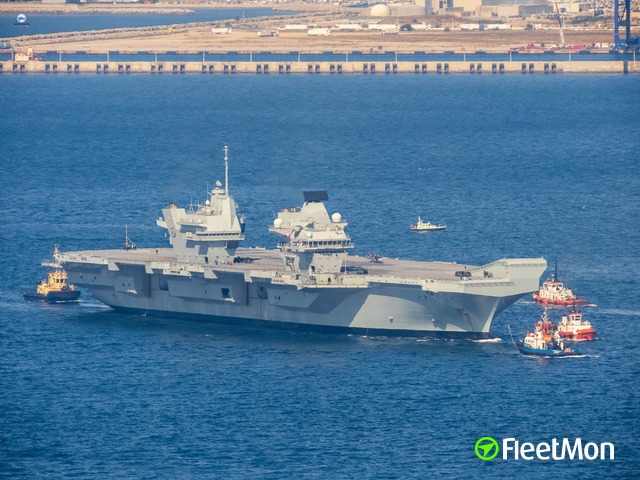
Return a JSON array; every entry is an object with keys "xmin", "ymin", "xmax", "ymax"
[
  {"xmin": 124, "ymin": 225, "xmax": 136, "ymax": 250},
  {"xmin": 224, "ymin": 144, "xmax": 229, "ymax": 197}
]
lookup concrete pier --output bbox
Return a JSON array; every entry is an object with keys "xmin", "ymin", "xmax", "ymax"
[{"xmin": 1, "ymin": 60, "xmax": 637, "ymax": 75}]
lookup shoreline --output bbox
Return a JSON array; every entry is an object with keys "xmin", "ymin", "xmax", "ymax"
[
  {"xmin": 0, "ymin": 2, "xmax": 329, "ymax": 15},
  {"xmin": 2, "ymin": 3, "xmax": 632, "ymax": 56}
]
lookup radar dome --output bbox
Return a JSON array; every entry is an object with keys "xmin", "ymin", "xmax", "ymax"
[
  {"xmin": 273, "ymin": 218, "xmax": 284, "ymax": 228},
  {"xmin": 370, "ymin": 4, "xmax": 391, "ymax": 17},
  {"xmin": 331, "ymin": 213, "xmax": 342, "ymax": 223}
]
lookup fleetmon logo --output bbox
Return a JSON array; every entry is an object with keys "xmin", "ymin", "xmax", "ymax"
[{"xmin": 475, "ymin": 437, "xmax": 499, "ymax": 461}]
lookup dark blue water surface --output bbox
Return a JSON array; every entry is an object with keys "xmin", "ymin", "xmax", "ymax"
[{"xmin": 0, "ymin": 74, "xmax": 639, "ymax": 478}]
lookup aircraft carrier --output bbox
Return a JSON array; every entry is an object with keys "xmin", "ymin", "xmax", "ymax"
[{"xmin": 55, "ymin": 147, "xmax": 547, "ymax": 337}]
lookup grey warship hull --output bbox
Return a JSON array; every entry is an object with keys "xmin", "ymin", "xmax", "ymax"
[
  {"xmin": 59, "ymin": 247, "xmax": 546, "ymax": 338},
  {"xmin": 55, "ymin": 149, "xmax": 546, "ymax": 337}
]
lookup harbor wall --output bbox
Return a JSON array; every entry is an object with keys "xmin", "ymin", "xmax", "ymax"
[{"xmin": 1, "ymin": 60, "xmax": 636, "ymax": 74}]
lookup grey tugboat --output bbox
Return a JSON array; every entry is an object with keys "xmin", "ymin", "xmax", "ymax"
[{"xmin": 54, "ymin": 146, "xmax": 546, "ymax": 337}]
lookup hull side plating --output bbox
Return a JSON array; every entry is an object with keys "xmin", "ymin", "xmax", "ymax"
[{"xmin": 63, "ymin": 251, "xmax": 545, "ymax": 337}]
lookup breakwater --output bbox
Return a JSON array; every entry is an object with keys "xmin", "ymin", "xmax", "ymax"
[{"xmin": 2, "ymin": 59, "xmax": 638, "ymax": 74}]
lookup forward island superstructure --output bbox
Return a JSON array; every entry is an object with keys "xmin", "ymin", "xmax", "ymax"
[{"xmin": 54, "ymin": 147, "xmax": 547, "ymax": 337}]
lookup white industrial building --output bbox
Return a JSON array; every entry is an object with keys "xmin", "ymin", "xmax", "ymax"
[
  {"xmin": 555, "ymin": 1, "xmax": 594, "ymax": 13},
  {"xmin": 370, "ymin": 2, "xmax": 433, "ymax": 17},
  {"xmin": 308, "ymin": 28, "xmax": 332, "ymax": 36},
  {"xmin": 436, "ymin": 1, "xmax": 552, "ymax": 16},
  {"xmin": 370, "ymin": 0, "xmax": 558, "ymax": 17}
]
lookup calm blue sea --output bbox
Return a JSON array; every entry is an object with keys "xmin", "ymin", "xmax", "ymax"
[{"xmin": 0, "ymin": 74, "xmax": 639, "ymax": 478}]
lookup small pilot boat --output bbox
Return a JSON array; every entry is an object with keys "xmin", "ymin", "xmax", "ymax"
[
  {"xmin": 409, "ymin": 216, "xmax": 446, "ymax": 232},
  {"xmin": 24, "ymin": 246, "xmax": 81, "ymax": 303},
  {"xmin": 531, "ymin": 262, "xmax": 588, "ymax": 306}
]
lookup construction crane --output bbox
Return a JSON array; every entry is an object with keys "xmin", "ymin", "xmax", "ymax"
[{"xmin": 614, "ymin": 0, "xmax": 639, "ymax": 50}]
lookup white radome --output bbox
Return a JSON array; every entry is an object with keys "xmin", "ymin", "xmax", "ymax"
[
  {"xmin": 370, "ymin": 4, "xmax": 391, "ymax": 17},
  {"xmin": 331, "ymin": 212, "xmax": 342, "ymax": 223}
]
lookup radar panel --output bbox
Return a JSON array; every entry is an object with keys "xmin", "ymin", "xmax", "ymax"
[{"xmin": 303, "ymin": 191, "xmax": 329, "ymax": 202}]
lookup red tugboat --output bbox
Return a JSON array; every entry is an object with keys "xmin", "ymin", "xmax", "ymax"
[
  {"xmin": 532, "ymin": 263, "xmax": 588, "ymax": 307},
  {"xmin": 557, "ymin": 307, "xmax": 596, "ymax": 341},
  {"xmin": 534, "ymin": 307, "xmax": 557, "ymax": 341}
]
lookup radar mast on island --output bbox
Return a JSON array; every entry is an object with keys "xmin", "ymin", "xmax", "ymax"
[
  {"xmin": 156, "ymin": 145, "xmax": 245, "ymax": 265},
  {"xmin": 270, "ymin": 191, "xmax": 353, "ymax": 277}
]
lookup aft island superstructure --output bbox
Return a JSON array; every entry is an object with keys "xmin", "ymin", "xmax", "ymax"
[{"xmin": 55, "ymin": 147, "xmax": 546, "ymax": 337}]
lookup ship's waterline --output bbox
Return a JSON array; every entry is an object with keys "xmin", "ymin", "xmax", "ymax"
[{"xmin": 62, "ymin": 250, "xmax": 544, "ymax": 337}]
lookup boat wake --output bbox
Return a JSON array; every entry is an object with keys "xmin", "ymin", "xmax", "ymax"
[
  {"xmin": 471, "ymin": 338, "xmax": 502, "ymax": 343},
  {"xmin": 77, "ymin": 300, "xmax": 111, "ymax": 310},
  {"xmin": 523, "ymin": 353, "xmax": 598, "ymax": 359},
  {"xmin": 553, "ymin": 354, "xmax": 597, "ymax": 359},
  {"xmin": 595, "ymin": 308, "xmax": 640, "ymax": 317}
]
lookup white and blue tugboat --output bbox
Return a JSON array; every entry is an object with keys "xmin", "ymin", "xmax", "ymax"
[{"xmin": 516, "ymin": 309, "xmax": 580, "ymax": 357}]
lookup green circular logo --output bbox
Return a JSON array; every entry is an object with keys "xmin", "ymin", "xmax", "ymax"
[{"xmin": 475, "ymin": 437, "xmax": 499, "ymax": 461}]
